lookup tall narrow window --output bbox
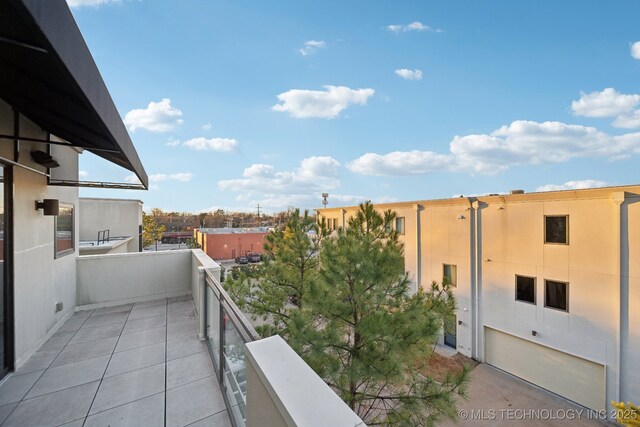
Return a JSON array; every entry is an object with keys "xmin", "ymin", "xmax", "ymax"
[
  {"xmin": 515, "ymin": 275, "xmax": 536, "ymax": 304},
  {"xmin": 396, "ymin": 217, "xmax": 405, "ymax": 235},
  {"xmin": 443, "ymin": 264, "xmax": 457, "ymax": 287},
  {"xmin": 545, "ymin": 280, "xmax": 568, "ymax": 312},
  {"xmin": 55, "ymin": 204, "xmax": 74, "ymax": 258},
  {"xmin": 545, "ymin": 215, "xmax": 568, "ymax": 244}
]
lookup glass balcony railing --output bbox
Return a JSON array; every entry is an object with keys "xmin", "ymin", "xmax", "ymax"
[{"xmin": 204, "ymin": 270, "xmax": 259, "ymax": 427}]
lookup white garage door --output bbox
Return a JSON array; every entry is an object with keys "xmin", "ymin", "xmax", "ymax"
[{"xmin": 484, "ymin": 327, "xmax": 605, "ymax": 410}]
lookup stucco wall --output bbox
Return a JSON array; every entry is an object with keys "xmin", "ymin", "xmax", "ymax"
[
  {"xmin": 79, "ymin": 197, "xmax": 142, "ymax": 252},
  {"xmin": 317, "ymin": 188, "xmax": 640, "ymax": 405},
  {"xmin": 0, "ymin": 100, "xmax": 80, "ymax": 368},
  {"xmin": 76, "ymin": 250, "xmax": 193, "ymax": 306}
]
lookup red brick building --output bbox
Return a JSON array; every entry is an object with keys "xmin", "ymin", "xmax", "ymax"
[{"xmin": 194, "ymin": 228, "xmax": 268, "ymax": 260}]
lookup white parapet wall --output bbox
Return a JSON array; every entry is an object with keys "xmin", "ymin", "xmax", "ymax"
[
  {"xmin": 76, "ymin": 249, "xmax": 195, "ymax": 307},
  {"xmin": 245, "ymin": 335, "xmax": 366, "ymax": 427}
]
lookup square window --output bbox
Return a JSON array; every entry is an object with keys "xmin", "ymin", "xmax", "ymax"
[
  {"xmin": 396, "ymin": 217, "xmax": 405, "ymax": 235},
  {"xmin": 545, "ymin": 215, "xmax": 568, "ymax": 244},
  {"xmin": 55, "ymin": 204, "xmax": 74, "ymax": 258},
  {"xmin": 443, "ymin": 264, "xmax": 457, "ymax": 287},
  {"xmin": 545, "ymin": 280, "xmax": 568, "ymax": 312},
  {"xmin": 515, "ymin": 275, "xmax": 536, "ymax": 304}
]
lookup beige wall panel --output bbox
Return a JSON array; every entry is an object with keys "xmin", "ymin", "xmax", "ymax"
[
  {"xmin": 484, "ymin": 327, "xmax": 605, "ymax": 411},
  {"xmin": 568, "ymin": 200, "xmax": 617, "ymax": 275}
]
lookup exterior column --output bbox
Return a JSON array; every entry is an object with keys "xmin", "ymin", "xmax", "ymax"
[
  {"xmin": 471, "ymin": 200, "xmax": 484, "ymax": 361},
  {"xmin": 415, "ymin": 204, "xmax": 424, "ymax": 293},
  {"xmin": 612, "ymin": 192, "xmax": 628, "ymax": 403}
]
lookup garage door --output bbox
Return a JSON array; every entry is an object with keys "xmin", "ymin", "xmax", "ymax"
[{"xmin": 484, "ymin": 327, "xmax": 605, "ymax": 410}]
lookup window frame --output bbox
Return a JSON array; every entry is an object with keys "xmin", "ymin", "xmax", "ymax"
[
  {"xmin": 515, "ymin": 274, "xmax": 536, "ymax": 305},
  {"xmin": 395, "ymin": 217, "xmax": 405, "ymax": 235},
  {"xmin": 443, "ymin": 263, "xmax": 457, "ymax": 287},
  {"xmin": 544, "ymin": 215, "xmax": 569, "ymax": 245},
  {"xmin": 54, "ymin": 203, "xmax": 75, "ymax": 259},
  {"xmin": 544, "ymin": 279, "xmax": 569, "ymax": 312}
]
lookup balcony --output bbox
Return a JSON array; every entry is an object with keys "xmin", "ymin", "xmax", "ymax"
[{"xmin": 0, "ymin": 250, "xmax": 365, "ymax": 427}]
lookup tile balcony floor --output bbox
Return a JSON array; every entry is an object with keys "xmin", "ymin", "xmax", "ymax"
[{"xmin": 0, "ymin": 296, "xmax": 232, "ymax": 427}]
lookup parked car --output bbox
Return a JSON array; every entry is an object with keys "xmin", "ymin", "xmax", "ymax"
[
  {"xmin": 247, "ymin": 253, "xmax": 261, "ymax": 263},
  {"xmin": 235, "ymin": 256, "xmax": 248, "ymax": 265}
]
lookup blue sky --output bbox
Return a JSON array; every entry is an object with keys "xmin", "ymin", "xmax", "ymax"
[{"xmin": 72, "ymin": 0, "xmax": 640, "ymax": 213}]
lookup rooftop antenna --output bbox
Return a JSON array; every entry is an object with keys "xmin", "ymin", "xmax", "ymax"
[{"xmin": 322, "ymin": 193, "xmax": 329, "ymax": 208}]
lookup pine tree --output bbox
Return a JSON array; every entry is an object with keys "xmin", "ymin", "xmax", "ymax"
[
  {"xmin": 224, "ymin": 209, "xmax": 325, "ymax": 337},
  {"xmin": 287, "ymin": 202, "xmax": 468, "ymax": 426}
]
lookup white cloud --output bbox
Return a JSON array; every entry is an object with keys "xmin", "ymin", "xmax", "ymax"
[
  {"xmin": 536, "ymin": 180, "xmax": 609, "ymax": 192},
  {"xmin": 166, "ymin": 138, "xmax": 181, "ymax": 147},
  {"xmin": 631, "ymin": 41, "xmax": 640, "ymax": 60},
  {"xmin": 272, "ymin": 85, "xmax": 374, "ymax": 119},
  {"xmin": 299, "ymin": 40, "xmax": 326, "ymax": 56},
  {"xmin": 219, "ymin": 156, "xmax": 349, "ymax": 209},
  {"xmin": 181, "ymin": 137, "xmax": 238, "ymax": 152},
  {"xmin": 348, "ymin": 151, "xmax": 453, "ymax": 176},
  {"xmin": 124, "ymin": 174, "xmax": 140, "ymax": 184},
  {"xmin": 123, "ymin": 98, "xmax": 184, "ymax": 132},
  {"xmin": 386, "ymin": 21, "xmax": 442, "ymax": 33},
  {"xmin": 78, "ymin": 171, "xmax": 89, "ymax": 178},
  {"xmin": 613, "ymin": 110, "xmax": 640, "ymax": 129},
  {"xmin": 451, "ymin": 120, "xmax": 638, "ymax": 174},
  {"xmin": 395, "ymin": 68, "xmax": 423, "ymax": 81},
  {"xmin": 571, "ymin": 88, "xmax": 640, "ymax": 118},
  {"xmin": 125, "ymin": 172, "xmax": 193, "ymax": 185},
  {"xmin": 219, "ymin": 156, "xmax": 340, "ymax": 195},
  {"xmin": 202, "ymin": 122, "xmax": 212, "ymax": 131},
  {"xmin": 349, "ymin": 120, "xmax": 640, "ymax": 176},
  {"xmin": 67, "ymin": 0, "xmax": 120, "ymax": 7},
  {"xmin": 149, "ymin": 172, "xmax": 193, "ymax": 183}
]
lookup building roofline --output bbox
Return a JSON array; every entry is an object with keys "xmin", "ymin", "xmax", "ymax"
[{"xmin": 315, "ymin": 184, "xmax": 640, "ymax": 213}]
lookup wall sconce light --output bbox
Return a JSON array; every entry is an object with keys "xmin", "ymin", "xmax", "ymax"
[
  {"xmin": 35, "ymin": 199, "xmax": 59, "ymax": 216},
  {"xmin": 532, "ymin": 330, "xmax": 538, "ymax": 337},
  {"xmin": 457, "ymin": 214, "xmax": 465, "ymax": 220},
  {"xmin": 31, "ymin": 150, "xmax": 60, "ymax": 168}
]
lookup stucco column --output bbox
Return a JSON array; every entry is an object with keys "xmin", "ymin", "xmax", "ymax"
[
  {"xmin": 415, "ymin": 204, "xmax": 424, "ymax": 293},
  {"xmin": 471, "ymin": 200, "xmax": 485, "ymax": 361},
  {"xmin": 612, "ymin": 192, "xmax": 629, "ymax": 402}
]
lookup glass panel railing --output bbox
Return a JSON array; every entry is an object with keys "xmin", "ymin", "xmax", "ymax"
[
  {"xmin": 205, "ymin": 286, "xmax": 221, "ymax": 369},
  {"xmin": 222, "ymin": 313, "xmax": 248, "ymax": 422},
  {"xmin": 204, "ymin": 270, "xmax": 258, "ymax": 427}
]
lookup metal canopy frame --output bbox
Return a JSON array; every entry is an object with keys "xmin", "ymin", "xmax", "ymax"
[{"xmin": 0, "ymin": 0, "xmax": 148, "ymax": 189}]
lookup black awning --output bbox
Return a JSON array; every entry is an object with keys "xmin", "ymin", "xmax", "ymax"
[{"xmin": 0, "ymin": 0, "xmax": 148, "ymax": 189}]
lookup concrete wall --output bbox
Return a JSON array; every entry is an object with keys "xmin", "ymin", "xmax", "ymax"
[
  {"xmin": 79, "ymin": 197, "xmax": 142, "ymax": 251},
  {"xmin": 245, "ymin": 335, "xmax": 366, "ymax": 427},
  {"xmin": 76, "ymin": 250, "xmax": 193, "ymax": 307},
  {"xmin": 0, "ymin": 100, "xmax": 80, "ymax": 369}
]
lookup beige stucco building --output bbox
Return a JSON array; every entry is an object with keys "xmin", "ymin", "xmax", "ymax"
[{"xmin": 317, "ymin": 185, "xmax": 640, "ymax": 413}]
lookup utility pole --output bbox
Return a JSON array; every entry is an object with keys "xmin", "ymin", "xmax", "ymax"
[{"xmin": 256, "ymin": 204, "xmax": 261, "ymax": 227}]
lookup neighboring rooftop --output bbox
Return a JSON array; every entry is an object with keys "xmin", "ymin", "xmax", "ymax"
[{"xmin": 198, "ymin": 227, "xmax": 271, "ymax": 234}]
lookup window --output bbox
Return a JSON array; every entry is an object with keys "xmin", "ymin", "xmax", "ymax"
[
  {"xmin": 545, "ymin": 280, "xmax": 568, "ymax": 312},
  {"xmin": 515, "ymin": 275, "xmax": 536, "ymax": 304},
  {"xmin": 443, "ymin": 264, "xmax": 457, "ymax": 287},
  {"xmin": 396, "ymin": 217, "xmax": 405, "ymax": 235},
  {"xmin": 545, "ymin": 215, "xmax": 568, "ymax": 244},
  {"xmin": 55, "ymin": 204, "xmax": 74, "ymax": 258}
]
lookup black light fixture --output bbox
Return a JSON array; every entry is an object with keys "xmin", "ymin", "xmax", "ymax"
[
  {"xmin": 35, "ymin": 199, "xmax": 60, "ymax": 216},
  {"xmin": 31, "ymin": 150, "xmax": 60, "ymax": 168}
]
